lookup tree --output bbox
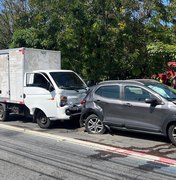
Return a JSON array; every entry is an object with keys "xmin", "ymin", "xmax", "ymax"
[
  {"xmin": 2, "ymin": 0, "xmax": 176, "ymax": 81},
  {"xmin": 0, "ymin": 0, "xmax": 29, "ymax": 49}
]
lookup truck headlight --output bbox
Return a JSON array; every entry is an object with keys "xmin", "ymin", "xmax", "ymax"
[{"xmin": 60, "ymin": 96, "xmax": 68, "ymax": 107}]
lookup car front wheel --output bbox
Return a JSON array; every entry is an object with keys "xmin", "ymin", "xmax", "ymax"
[
  {"xmin": 85, "ymin": 114, "xmax": 105, "ymax": 134},
  {"xmin": 168, "ymin": 123, "xmax": 176, "ymax": 146}
]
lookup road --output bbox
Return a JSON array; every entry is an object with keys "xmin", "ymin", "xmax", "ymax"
[
  {"xmin": 0, "ymin": 118, "xmax": 176, "ymax": 179},
  {"xmin": 0, "ymin": 127, "xmax": 175, "ymax": 180},
  {"xmin": 1, "ymin": 115, "xmax": 176, "ymax": 160}
]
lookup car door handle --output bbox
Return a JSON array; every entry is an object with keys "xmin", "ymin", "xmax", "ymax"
[{"xmin": 123, "ymin": 103, "xmax": 132, "ymax": 107}]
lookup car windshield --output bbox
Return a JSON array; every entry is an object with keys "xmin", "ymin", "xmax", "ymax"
[
  {"xmin": 50, "ymin": 72, "xmax": 86, "ymax": 90},
  {"xmin": 147, "ymin": 83, "xmax": 176, "ymax": 101}
]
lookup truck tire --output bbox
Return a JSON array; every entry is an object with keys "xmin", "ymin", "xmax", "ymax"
[
  {"xmin": 0, "ymin": 103, "xmax": 9, "ymax": 121},
  {"xmin": 36, "ymin": 110, "xmax": 52, "ymax": 129},
  {"xmin": 168, "ymin": 123, "xmax": 176, "ymax": 146}
]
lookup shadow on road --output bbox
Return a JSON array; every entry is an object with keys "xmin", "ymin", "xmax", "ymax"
[
  {"xmin": 52, "ymin": 117, "xmax": 81, "ymax": 130},
  {"xmin": 109, "ymin": 128, "xmax": 170, "ymax": 143},
  {"xmin": 8, "ymin": 114, "xmax": 81, "ymax": 130}
]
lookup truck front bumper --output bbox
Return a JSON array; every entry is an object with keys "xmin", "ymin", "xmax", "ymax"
[{"xmin": 65, "ymin": 104, "xmax": 82, "ymax": 117}]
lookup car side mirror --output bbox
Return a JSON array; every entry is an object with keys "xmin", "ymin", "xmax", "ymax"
[{"xmin": 145, "ymin": 98, "xmax": 158, "ymax": 105}]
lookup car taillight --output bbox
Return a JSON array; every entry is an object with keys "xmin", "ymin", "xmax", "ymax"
[
  {"xmin": 80, "ymin": 100, "xmax": 86, "ymax": 106},
  {"xmin": 60, "ymin": 96, "xmax": 67, "ymax": 107}
]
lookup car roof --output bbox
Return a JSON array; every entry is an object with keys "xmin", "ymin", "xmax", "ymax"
[{"xmin": 98, "ymin": 79, "xmax": 159, "ymax": 86}]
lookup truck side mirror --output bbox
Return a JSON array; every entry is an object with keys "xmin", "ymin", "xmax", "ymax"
[{"xmin": 47, "ymin": 83, "xmax": 55, "ymax": 92}]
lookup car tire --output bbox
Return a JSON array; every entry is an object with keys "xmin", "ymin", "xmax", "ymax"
[
  {"xmin": 79, "ymin": 117, "xmax": 86, "ymax": 127},
  {"xmin": 0, "ymin": 103, "xmax": 9, "ymax": 121},
  {"xmin": 85, "ymin": 114, "xmax": 105, "ymax": 134},
  {"xmin": 168, "ymin": 123, "xmax": 176, "ymax": 146},
  {"xmin": 36, "ymin": 110, "xmax": 52, "ymax": 129}
]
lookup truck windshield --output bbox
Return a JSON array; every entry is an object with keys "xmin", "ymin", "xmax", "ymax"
[
  {"xmin": 50, "ymin": 72, "xmax": 86, "ymax": 90},
  {"xmin": 147, "ymin": 83, "xmax": 176, "ymax": 101}
]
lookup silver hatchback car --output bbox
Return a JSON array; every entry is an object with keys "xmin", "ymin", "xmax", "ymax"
[{"xmin": 80, "ymin": 79, "xmax": 176, "ymax": 145}]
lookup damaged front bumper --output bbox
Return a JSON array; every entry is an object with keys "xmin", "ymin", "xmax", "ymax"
[{"xmin": 65, "ymin": 104, "xmax": 82, "ymax": 117}]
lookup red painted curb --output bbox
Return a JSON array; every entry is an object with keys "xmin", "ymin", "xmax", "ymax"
[{"xmin": 107, "ymin": 147, "xmax": 176, "ymax": 166}]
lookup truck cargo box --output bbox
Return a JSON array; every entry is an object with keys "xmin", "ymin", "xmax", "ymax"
[{"xmin": 0, "ymin": 48, "xmax": 61, "ymax": 103}]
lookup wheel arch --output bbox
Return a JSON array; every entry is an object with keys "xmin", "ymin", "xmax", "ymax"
[
  {"xmin": 80, "ymin": 108, "xmax": 104, "ymax": 126},
  {"xmin": 165, "ymin": 121, "xmax": 176, "ymax": 136}
]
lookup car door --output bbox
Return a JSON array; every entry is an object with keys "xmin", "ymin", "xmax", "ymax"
[
  {"xmin": 93, "ymin": 84, "xmax": 124, "ymax": 127},
  {"xmin": 122, "ymin": 85, "xmax": 168, "ymax": 132}
]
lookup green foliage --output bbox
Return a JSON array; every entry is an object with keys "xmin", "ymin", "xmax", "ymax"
[
  {"xmin": 147, "ymin": 42, "xmax": 176, "ymax": 56},
  {"xmin": 0, "ymin": 0, "xmax": 176, "ymax": 81}
]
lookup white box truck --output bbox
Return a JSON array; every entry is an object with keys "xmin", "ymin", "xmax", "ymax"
[{"xmin": 0, "ymin": 47, "xmax": 88, "ymax": 128}]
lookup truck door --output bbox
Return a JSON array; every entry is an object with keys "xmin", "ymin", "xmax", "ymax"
[
  {"xmin": 23, "ymin": 73, "xmax": 58, "ymax": 117},
  {"xmin": 0, "ymin": 54, "xmax": 10, "ymax": 99}
]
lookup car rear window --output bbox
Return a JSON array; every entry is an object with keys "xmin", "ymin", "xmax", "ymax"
[{"xmin": 95, "ymin": 85, "xmax": 120, "ymax": 99}]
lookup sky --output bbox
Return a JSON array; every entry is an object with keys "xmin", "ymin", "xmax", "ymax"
[{"xmin": 0, "ymin": 0, "xmax": 173, "ymax": 13}]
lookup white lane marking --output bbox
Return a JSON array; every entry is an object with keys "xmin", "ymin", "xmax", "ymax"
[{"xmin": 0, "ymin": 123, "xmax": 176, "ymax": 167}]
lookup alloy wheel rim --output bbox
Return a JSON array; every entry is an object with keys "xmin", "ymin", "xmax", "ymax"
[
  {"xmin": 172, "ymin": 127, "xmax": 176, "ymax": 141},
  {"xmin": 88, "ymin": 117, "xmax": 103, "ymax": 133}
]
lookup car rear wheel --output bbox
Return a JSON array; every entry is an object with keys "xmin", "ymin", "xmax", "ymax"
[
  {"xmin": 85, "ymin": 114, "xmax": 105, "ymax": 134},
  {"xmin": 168, "ymin": 123, "xmax": 176, "ymax": 146},
  {"xmin": 0, "ymin": 103, "xmax": 9, "ymax": 121},
  {"xmin": 36, "ymin": 110, "xmax": 52, "ymax": 129}
]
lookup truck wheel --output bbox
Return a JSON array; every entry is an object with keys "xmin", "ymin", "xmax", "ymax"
[
  {"xmin": 0, "ymin": 103, "xmax": 9, "ymax": 121},
  {"xmin": 36, "ymin": 110, "xmax": 52, "ymax": 129},
  {"xmin": 85, "ymin": 114, "xmax": 105, "ymax": 134},
  {"xmin": 168, "ymin": 123, "xmax": 176, "ymax": 146}
]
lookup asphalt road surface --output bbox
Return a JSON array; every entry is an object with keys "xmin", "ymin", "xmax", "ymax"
[
  {"xmin": 1, "ymin": 115, "xmax": 176, "ymax": 160},
  {"xmin": 0, "ymin": 123, "xmax": 176, "ymax": 180}
]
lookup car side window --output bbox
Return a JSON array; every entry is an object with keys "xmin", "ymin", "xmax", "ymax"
[
  {"xmin": 95, "ymin": 85, "xmax": 120, "ymax": 99},
  {"xmin": 124, "ymin": 86, "xmax": 151, "ymax": 102}
]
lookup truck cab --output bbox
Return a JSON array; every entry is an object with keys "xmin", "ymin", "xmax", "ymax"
[{"xmin": 24, "ymin": 70, "xmax": 88, "ymax": 128}]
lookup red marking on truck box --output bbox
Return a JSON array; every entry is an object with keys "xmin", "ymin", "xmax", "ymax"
[{"xmin": 18, "ymin": 49, "xmax": 24, "ymax": 54}]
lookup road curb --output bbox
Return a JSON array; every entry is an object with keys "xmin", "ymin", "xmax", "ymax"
[
  {"xmin": 108, "ymin": 147, "xmax": 176, "ymax": 166},
  {"xmin": 0, "ymin": 123, "xmax": 176, "ymax": 167}
]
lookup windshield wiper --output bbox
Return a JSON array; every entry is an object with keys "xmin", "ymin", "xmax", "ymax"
[{"xmin": 59, "ymin": 86, "xmax": 79, "ymax": 92}]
